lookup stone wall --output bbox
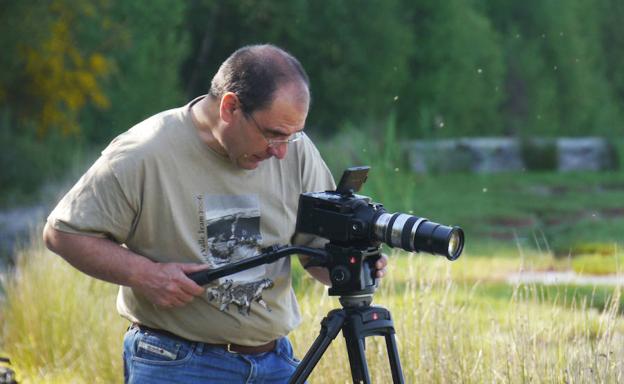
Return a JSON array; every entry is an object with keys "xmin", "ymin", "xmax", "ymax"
[{"xmin": 406, "ymin": 137, "xmax": 619, "ymax": 173}]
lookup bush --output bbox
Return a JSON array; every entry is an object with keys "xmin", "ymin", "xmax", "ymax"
[{"xmin": 520, "ymin": 138, "xmax": 557, "ymax": 171}]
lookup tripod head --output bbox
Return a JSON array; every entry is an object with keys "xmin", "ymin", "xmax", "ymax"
[{"xmin": 304, "ymin": 242, "xmax": 381, "ymax": 301}]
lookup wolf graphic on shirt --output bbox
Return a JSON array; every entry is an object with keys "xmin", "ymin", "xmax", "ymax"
[{"xmin": 196, "ymin": 194, "xmax": 274, "ymax": 315}]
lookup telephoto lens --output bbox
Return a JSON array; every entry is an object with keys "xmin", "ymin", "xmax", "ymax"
[{"xmin": 373, "ymin": 212, "xmax": 464, "ymax": 260}]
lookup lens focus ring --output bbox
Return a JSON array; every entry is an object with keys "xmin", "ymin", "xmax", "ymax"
[{"xmin": 390, "ymin": 214, "xmax": 411, "ymax": 248}]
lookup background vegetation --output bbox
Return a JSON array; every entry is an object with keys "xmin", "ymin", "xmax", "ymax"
[{"xmin": 1, "ymin": 0, "xmax": 623, "ymax": 204}]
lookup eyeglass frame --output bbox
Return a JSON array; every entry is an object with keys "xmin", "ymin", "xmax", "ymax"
[{"xmin": 242, "ymin": 111, "xmax": 304, "ymax": 147}]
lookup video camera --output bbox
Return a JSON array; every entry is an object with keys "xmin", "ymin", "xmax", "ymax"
[
  {"xmin": 297, "ymin": 166, "xmax": 464, "ymax": 260},
  {"xmin": 295, "ymin": 166, "xmax": 464, "ymax": 298}
]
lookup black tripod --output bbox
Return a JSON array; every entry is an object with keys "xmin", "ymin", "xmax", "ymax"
[
  {"xmin": 289, "ymin": 294, "xmax": 404, "ymax": 384},
  {"xmin": 188, "ymin": 244, "xmax": 406, "ymax": 384}
]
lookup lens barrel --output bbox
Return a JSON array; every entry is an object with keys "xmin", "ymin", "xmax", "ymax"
[{"xmin": 373, "ymin": 213, "xmax": 464, "ymax": 260}]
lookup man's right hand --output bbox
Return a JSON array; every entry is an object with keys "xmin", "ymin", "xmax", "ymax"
[
  {"xmin": 43, "ymin": 224, "xmax": 210, "ymax": 309},
  {"xmin": 134, "ymin": 262, "xmax": 209, "ymax": 308}
]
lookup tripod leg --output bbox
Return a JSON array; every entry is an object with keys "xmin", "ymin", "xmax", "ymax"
[
  {"xmin": 343, "ymin": 336, "xmax": 371, "ymax": 383},
  {"xmin": 385, "ymin": 333, "xmax": 404, "ymax": 384},
  {"xmin": 342, "ymin": 306, "xmax": 405, "ymax": 384},
  {"xmin": 289, "ymin": 309, "xmax": 347, "ymax": 384}
]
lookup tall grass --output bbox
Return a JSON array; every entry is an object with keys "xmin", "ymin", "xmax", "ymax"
[
  {"xmin": 0, "ymin": 230, "xmax": 127, "ymax": 383},
  {"xmin": 292, "ymin": 253, "xmax": 624, "ymax": 383},
  {"xmin": 2, "ymin": 235, "xmax": 623, "ymax": 383}
]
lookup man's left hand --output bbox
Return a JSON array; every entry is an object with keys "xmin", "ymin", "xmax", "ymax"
[{"xmin": 375, "ymin": 253, "xmax": 389, "ymax": 279}]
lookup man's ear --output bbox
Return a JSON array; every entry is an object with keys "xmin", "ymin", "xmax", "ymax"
[{"xmin": 220, "ymin": 92, "xmax": 239, "ymax": 123}]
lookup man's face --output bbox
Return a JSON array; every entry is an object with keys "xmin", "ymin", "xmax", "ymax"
[{"xmin": 223, "ymin": 84, "xmax": 309, "ymax": 170}]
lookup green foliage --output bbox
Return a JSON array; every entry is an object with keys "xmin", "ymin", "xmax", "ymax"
[
  {"xmin": 83, "ymin": 0, "xmax": 189, "ymax": 142},
  {"xmin": 315, "ymin": 114, "xmax": 419, "ymax": 213},
  {"xmin": 521, "ymin": 138, "xmax": 558, "ymax": 171},
  {"xmin": 182, "ymin": 0, "xmax": 413, "ymax": 134},
  {"xmin": 398, "ymin": 0, "xmax": 505, "ymax": 138},
  {"xmin": 616, "ymin": 139, "xmax": 624, "ymax": 169},
  {"xmin": 0, "ymin": 110, "xmax": 85, "ymax": 207},
  {"xmin": 0, "ymin": 0, "xmax": 189, "ymax": 203},
  {"xmin": 2, "ymin": 1, "xmax": 624, "ymax": 204},
  {"xmin": 599, "ymin": 0, "xmax": 624, "ymax": 107},
  {"xmin": 485, "ymin": 0, "xmax": 622, "ymax": 137},
  {"xmin": 0, "ymin": 1, "xmax": 112, "ymax": 137},
  {"xmin": 2, "ymin": 1, "xmax": 623, "ymax": 143}
]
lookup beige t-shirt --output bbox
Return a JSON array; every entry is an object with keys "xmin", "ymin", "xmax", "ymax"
[{"xmin": 47, "ymin": 97, "xmax": 335, "ymax": 345}]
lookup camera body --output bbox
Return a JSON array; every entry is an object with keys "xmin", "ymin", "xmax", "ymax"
[
  {"xmin": 297, "ymin": 190, "xmax": 383, "ymax": 247},
  {"xmin": 295, "ymin": 166, "xmax": 464, "ymax": 297}
]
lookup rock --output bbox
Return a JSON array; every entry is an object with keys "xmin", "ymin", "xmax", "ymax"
[
  {"xmin": 557, "ymin": 137, "xmax": 617, "ymax": 172},
  {"xmin": 407, "ymin": 138, "xmax": 524, "ymax": 173}
]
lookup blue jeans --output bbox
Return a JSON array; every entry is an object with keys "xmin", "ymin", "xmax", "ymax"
[{"xmin": 123, "ymin": 326, "xmax": 302, "ymax": 383}]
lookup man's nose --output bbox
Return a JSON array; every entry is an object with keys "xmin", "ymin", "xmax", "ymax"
[{"xmin": 267, "ymin": 143, "xmax": 287, "ymax": 159}]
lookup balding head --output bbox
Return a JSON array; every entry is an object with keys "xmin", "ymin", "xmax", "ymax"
[{"xmin": 208, "ymin": 44, "xmax": 310, "ymax": 115}]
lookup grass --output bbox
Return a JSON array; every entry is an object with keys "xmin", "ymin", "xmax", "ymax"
[
  {"xmin": 0, "ymin": 231, "xmax": 126, "ymax": 384},
  {"xmin": 2, "ymin": 235, "xmax": 624, "ymax": 383}
]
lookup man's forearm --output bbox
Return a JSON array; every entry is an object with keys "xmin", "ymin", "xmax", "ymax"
[{"xmin": 42, "ymin": 223, "xmax": 153, "ymax": 287}]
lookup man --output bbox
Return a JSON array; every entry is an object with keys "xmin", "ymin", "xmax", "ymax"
[{"xmin": 43, "ymin": 44, "xmax": 387, "ymax": 383}]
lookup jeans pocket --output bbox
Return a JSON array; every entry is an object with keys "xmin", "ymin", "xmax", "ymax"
[
  {"xmin": 275, "ymin": 338, "xmax": 301, "ymax": 368},
  {"xmin": 131, "ymin": 332, "xmax": 194, "ymax": 366},
  {"xmin": 276, "ymin": 351, "xmax": 301, "ymax": 368}
]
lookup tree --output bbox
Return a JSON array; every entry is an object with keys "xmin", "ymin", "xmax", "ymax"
[
  {"xmin": 0, "ymin": 0, "xmax": 112, "ymax": 137},
  {"xmin": 83, "ymin": 0, "xmax": 190, "ymax": 143},
  {"xmin": 398, "ymin": 0, "xmax": 505, "ymax": 138},
  {"xmin": 485, "ymin": 0, "xmax": 620, "ymax": 137},
  {"xmin": 181, "ymin": 0, "xmax": 413, "ymax": 135}
]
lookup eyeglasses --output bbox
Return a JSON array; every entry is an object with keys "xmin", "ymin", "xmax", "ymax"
[{"xmin": 244, "ymin": 112, "xmax": 304, "ymax": 147}]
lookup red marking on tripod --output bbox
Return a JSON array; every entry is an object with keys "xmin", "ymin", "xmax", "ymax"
[
  {"xmin": 349, "ymin": 256, "xmax": 357, "ymax": 264},
  {"xmin": 372, "ymin": 312, "xmax": 379, "ymax": 320}
]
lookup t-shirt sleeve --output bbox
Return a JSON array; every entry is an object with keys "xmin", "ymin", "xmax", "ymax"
[{"xmin": 46, "ymin": 155, "xmax": 138, "ymax": 244}]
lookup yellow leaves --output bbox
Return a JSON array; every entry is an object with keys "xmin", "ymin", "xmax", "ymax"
[
  {"xmin": 89, "ymin": 53, "xmax": 108, "ymax": 74},
  {"xmin": 91, "ymin": 90, "xmax": 110, "ymax": 109},
  {"xmin": 20, "ymin": 4, "xmax": 112, "ymax": 137}
]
